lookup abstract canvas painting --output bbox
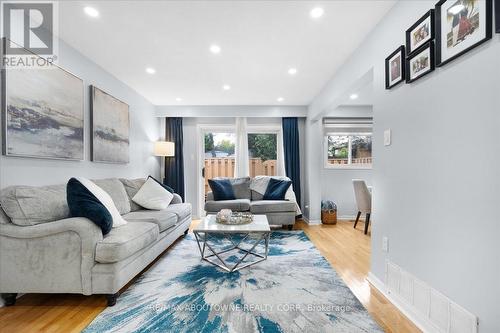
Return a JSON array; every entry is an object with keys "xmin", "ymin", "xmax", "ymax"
[
  {"xmin": 90, "ymin": 86, "xmax": 130, "ymax": 163},
  {"xmin": 2, "ymin": 63, "xmax": 84, "ymax": 160}
]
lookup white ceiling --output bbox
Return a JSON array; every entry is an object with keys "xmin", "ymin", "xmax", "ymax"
[{"xmin": 58, "ymin": 1, "xmax": 395, "ymax": 106}]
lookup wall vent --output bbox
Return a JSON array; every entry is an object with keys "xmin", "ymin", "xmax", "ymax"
[{"xmin": 384, "ymin": 260, "xmax": 477, "ymax": 333}]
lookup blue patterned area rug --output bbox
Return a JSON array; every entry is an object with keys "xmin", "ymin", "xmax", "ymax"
[{"xmin": 84, "ymin": 231, "xmax": 382, "ymax": 333}]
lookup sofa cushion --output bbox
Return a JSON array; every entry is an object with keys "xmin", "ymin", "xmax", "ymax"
[
  {"xmin": 263, "ymin": 178, "xmax": 292, "ymax": 200},
  {"xmin": 93, "ymin": 178, "xmax": 131, "ymax": 215},
  {"xmin": 250, "ymin": 200, "xmax": 296, "ymax": 214},
  {"xmin": 95, "ymin": 222, "xmax": 159, "ymax": 263},
  {"xmin": 0, "ymin": 185, "xmax": 69, "ymax": 226},
  {"xmin": 132, "ymin": 177, "xmax": 174, "ymax": 210},
  {"xmin": 119, "ymin": 178, "xmax": 146, "ymax": 211},
  {"xmin": 214, "ymin": 177, "xmax": 251, "ymax": 200},
  {"xmin": 164, "ymin": 203, "xmax": 192, "ymax": 221},
  {"xmin": 208, "ymin": 179, "xmax": 236, "ymax": 201},
  {"xmin": 205, "ymin": 199, "xmax": 250, "ymax": 212},
  {"xmin": 67, "ymin": 178, "xmax": 113, "ymax": 235},
  {"xmin": 123, "ymin": 210, "xmax": 178, "ymax": 232},
  {"xmin": 251, "ymin": 190, "xmax": 264, "ymax": 201}
]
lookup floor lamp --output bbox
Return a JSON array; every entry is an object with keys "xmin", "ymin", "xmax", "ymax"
[{"xmin": 154, "ymin": 141, "xmax": 175, "ymax": 184}]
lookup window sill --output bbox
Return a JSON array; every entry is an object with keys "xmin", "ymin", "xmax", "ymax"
[{"xmin": 324, "ymin": 165, "xmax": 372, "ymax": 170}]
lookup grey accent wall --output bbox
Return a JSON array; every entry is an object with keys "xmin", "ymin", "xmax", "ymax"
[
  {"xmin": 0, "ymin": 40, "xmax": 161, "ymax": 189},
  {"xmin": 307, "ymin": 1, "xmax": 500, "ymax": 332}
]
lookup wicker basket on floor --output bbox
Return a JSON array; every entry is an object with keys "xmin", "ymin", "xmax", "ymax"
[{"xmin": 321, "ymin": 210, "xmax": 337, "ymax": 225}]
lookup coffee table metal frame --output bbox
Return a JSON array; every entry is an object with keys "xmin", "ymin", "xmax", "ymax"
[{"xmin": 194, "ymin": 226, "xmax": 270, "ymax": 273}]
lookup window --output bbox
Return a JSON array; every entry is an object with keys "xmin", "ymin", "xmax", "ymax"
[
  {"xmin": 323, "ymin": 117, "xmax": 372, "ymax": 169},
  {"xmin": 247, "ymin": 133, "xmax": 278, "ymax": 176}
]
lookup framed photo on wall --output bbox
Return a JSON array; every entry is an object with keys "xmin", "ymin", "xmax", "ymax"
[
  {"xmin": 435, "ymin": 0, "xmax": 492, "ymax": 66},
  {"xmin": 496, "ymin": 0, "xmax": 500, "ymax": 32},
  {"xmin": 385, "ymin": 46, "xmax": 406, "ymax": 89},
  {"xmin": 1, "ymin": 38, "xmax": 84, "ymax": 160},
  {"xmin": 406, "ymin": 9, "xmax": 435, "ymax": 55},
  {"xmin": 406, "ymin": 42, "xmax": 435, "ymax": 83},
  {"xmin": 90, "ymin": 86, "xmax": 130, "ymax": 164}
]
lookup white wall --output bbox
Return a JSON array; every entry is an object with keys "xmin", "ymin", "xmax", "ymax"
[
  {"xmin": 0, "ymin": 40, "xmax": 161, "ymax": 189},
  {"xmin": 183, "ymin": 116, "xmax": 306, "ymax": 218},
  {"xmin": 307, "ymin": 1, "xmax": 500, "ymax": 332}
]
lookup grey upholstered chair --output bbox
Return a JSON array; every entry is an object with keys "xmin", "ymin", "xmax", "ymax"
[{"xmin": 352, "ymin": 179, "xmax": 372, "ymax": 235}]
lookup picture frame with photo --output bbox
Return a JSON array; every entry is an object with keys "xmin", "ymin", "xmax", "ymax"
[
  {"xmin": 496, "ymin": 0, "xmax": 499, "ymax": 32},
  {"xmin": 406, "ymin": 42, "xmax": 435, "ymax": 83},
  {"xmin": 385, "ymin": 46, "xmax": 406, "ymax": 89},
  {"xmin": 435, "ymin": 0, "xmax": 492, "ymax": 66},
  {"xmin": 406, "ymin": 9, "xmax": 435, "ymax": 55}
]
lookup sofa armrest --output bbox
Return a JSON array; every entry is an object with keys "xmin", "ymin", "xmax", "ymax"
[
  {"xmin": 171, "ymin": 193, "xmax": 183, "ymax": 204},
  {"xmin": 206, "ymin": 191, "xmax": 214, "ymax": 202},
  {"xmin": 0, "ymin": 218, "xmax": 103, "ymax": 295}
]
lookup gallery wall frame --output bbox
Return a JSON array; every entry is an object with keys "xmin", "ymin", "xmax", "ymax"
[
  {"xmin": 385, "ymin": 46, "xmax": 406, "ymax": 89},
  {"xmin": 435, "ymin": 0, "xmax": 493, "ymax": 66},
  {"xmin": 1, "ymin": 38, "xmax": 85, "ymax": 161},
  {"xmin": 406, "ymin": 9, "xmax": 435, "ymax": 56},
  {"xmin": 406, "ymin": 42, "xmax": 435, "ymax": 83},
  {"xmin": 496, "ymin": 0, "xmax": 500, "ymax": 32},
  {"xmin": 90, "ymin": 85, "xmax": 130, "ymax": 164}
]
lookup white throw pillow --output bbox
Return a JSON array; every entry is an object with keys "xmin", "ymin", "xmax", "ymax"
[
  {"xmin": 75, "ymin": 177, "xmax": 127, "ymax": 228},
  {"xmin": 132, "ymin": 177, "xmax": 173, "ymax": 210}
]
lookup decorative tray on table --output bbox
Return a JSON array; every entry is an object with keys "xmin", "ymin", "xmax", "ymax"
[{"xmin": 216, "ymin": 210, "xmax": 253, "ymax": 225}]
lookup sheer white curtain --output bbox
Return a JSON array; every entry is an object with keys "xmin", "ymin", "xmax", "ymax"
[{"xmin": 234, "ymin": 117, "xmax": 249, "ymax": 177}]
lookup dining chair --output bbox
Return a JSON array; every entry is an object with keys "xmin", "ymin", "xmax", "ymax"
[{"xmin": 352, "ymin": 179, "xmax": 371, "ymax": 235}]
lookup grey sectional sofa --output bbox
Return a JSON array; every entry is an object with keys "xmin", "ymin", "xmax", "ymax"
[
  {"xmin": 204, "ymin": 177, "xmax": 297, "ymax": 229},
  {"xmin": 0, "ymin": 178, "xmax": 191, "ymax": 306}
]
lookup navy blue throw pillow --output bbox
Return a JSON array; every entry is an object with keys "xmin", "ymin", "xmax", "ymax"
[
  {"xmin": 263, "ymin": 178, "xmax": 292, "ymax": 200},
  {"xmin": 208, "ymin": 179, "xmax": 236, "ymax": 201},
  {"xmin": 148, "ymin": 175, "xmax": 175, "ymax": 193},
  {"xmin": 67, "ymin": 178, "xmax": 113, "ymax": 235}
]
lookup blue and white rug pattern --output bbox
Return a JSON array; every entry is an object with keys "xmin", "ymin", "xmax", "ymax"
[{"xmin": 84, "ymin": 231, "xmax": 382, "ymax": 333}]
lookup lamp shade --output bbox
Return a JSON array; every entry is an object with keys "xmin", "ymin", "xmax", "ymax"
[{"xmin": 154, "ymin": 141, "xmax": 175, "ymax": 157}]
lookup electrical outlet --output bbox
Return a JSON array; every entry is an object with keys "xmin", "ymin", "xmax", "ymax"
[
  {"xmin": 382, "ymin": 236, "xmax": 389, "ymax": 252},
  {"xmin": 384, "ymin": 129, "xmax": 391, "ymax": 146}
]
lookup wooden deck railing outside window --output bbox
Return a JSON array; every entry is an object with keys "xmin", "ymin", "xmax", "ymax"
[{"xmin": 204, "ymin": 158, "xmax": 276, "ymax": 194}]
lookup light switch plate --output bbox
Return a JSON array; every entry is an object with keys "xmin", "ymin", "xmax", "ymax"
[
  {"xmin": 384, "ymin": 129, "xmax": 391, "ymax": 146},
  {"xmin": 382, "ymin": 236, "xmax": 389, "ymax": 252}
]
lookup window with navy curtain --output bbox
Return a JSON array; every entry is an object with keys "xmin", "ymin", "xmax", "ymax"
[
  {"xmin": 282, "ymin": 117, "xmax": 301, "ymax": 208},
  {"xmin": 164, "ymin": 117, "xmax": 185, "ymax": 201}
]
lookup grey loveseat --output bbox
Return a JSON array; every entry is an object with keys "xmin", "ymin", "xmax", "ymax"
[
  {"xmin": 0, "ymin": 178, "xmax": 191, "ymax": 306},
  {"xmin": 204, "ymin": 177, "xmax": 297, "ymax": 230}
]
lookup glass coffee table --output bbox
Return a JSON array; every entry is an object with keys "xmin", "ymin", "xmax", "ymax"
[{"xmin": 193, "ymin": 214, "xmax": 271, "ymax": 272}]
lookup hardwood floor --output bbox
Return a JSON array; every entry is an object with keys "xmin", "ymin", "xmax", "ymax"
[{"xmin": 0, "ymin": 220, "xmax": 420, "ymax": 333}]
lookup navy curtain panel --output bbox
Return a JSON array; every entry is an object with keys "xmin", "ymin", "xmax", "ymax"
[
  {"xmin": 282, "ymin": 117, "xmax": 301, "ymax": 208},
  {"xmin": 164, "ymin": 117, "xmax": 185, "ymax": 201}
]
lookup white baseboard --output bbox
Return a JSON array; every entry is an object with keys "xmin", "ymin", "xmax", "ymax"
[
  {"xmin": 301, "ymin": 216, "xmax": 322, "ymax": 225},
  {"xmin": 367, "ymin": 267, "xmax": 478, "ymax": 333}
]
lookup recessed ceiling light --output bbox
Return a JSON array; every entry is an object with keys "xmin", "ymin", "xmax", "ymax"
[
  {"xmin": 349, "ymin": 94, "xmax": 359, "ymax": 100},
  {"xmin": 277, "ymin": 97, "xmax": 284, "ymax": 102},
  {"xmin": 176, "ymin": 97, "xmax": 182, "ymax": 102},
  {"xmin": 288, "ymin": 68, "xmax": 298, "ymax": 75},
  {"xmin": 210, "ymin": 44, "xmax": 221, "ymax": 54},
  {"xmin": 222, "ymin": 84, "xmax": 231, "ymax": 91},
  {"xmin": 84, "ymin": 6, "xmax": 99, "ymax": 18},
  {"xmin": 145, "ymin": 67, "xmax": 156, "ymax": 74},
  {"xmin": 310, "ymin": 7, "xmax": 324, "ymax": 19}
]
